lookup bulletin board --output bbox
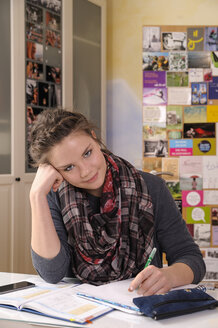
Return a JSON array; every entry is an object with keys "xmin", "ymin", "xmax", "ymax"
[
  {"xmin": 142, "ymin": 25, "xmax": 218, "ymax": 282},
  {"xmin": 25, "ymin": 0, "xmax": 62, "ymax": 172}
]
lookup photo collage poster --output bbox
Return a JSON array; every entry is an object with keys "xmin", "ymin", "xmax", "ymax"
[
  {"xmin": 142, "ymin": 25, "xmax": 218, "ymax": 281},
  {"xmin": 25, "ymin": 0, "xmax": 62, "ymax": 171}
]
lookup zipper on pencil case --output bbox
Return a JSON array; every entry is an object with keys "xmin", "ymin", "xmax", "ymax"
[
  {"xmin": 152, "ymin": 300, "xmax": 218, "ymax": 320},
  {"xmin": 153, "ymin": 297, "xmax": 213, "ymax": 307}
]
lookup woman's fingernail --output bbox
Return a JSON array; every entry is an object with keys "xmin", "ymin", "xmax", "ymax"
[{"xmin": 128, "ymin": 286, "xmax": 133, "ymax": 292}]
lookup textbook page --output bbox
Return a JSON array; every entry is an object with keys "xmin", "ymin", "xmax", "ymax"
[
  {"xmin": 76, "ymin": 278, "xmax": 141, "ymax": 314},
  {"xmin": 0, "ymin": 283, "xmax": 112, "ymax": 324},
  {"xmin": 0, "ymin": 283, "xmax": 62, "ymax": 309}
]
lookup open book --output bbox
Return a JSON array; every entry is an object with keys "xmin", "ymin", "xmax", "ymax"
[{"xmin": 0, "ymin": 281, "xmax": 113, "ymax": 324}]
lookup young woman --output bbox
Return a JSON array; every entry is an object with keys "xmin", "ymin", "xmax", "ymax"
[{"xmin": 29, "ymin": 109, "xmax": 205, "ymax": 296}]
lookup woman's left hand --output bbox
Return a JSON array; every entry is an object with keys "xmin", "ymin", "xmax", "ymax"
[{"xmin": 128, "ymin": 265, "xmax": 173, "ymax": 296}]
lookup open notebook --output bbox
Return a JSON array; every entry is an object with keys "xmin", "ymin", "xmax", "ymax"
[
  {"xmin": 75, "ymin": 278, "xmax": 199, "ymax": 315},
  {"xmin": 75, "ymin": 278, "xmax": 141, "ymax": 314}
]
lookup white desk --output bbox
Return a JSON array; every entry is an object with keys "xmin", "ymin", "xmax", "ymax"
[{"xmin": 0, "ymin": 272, "xmax": 217, "ymax": 328}]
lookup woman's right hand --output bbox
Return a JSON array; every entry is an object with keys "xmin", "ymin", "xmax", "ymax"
[{"xmin": 30, "ymin": 164, "xmax": 64, "ymax": 198}]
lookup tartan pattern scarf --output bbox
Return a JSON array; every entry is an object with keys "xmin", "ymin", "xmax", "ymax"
[{"xmin": 58, "ymin": 152, "xmax": 154, "ymax": 285}]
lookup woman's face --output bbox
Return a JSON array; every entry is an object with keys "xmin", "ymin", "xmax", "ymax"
[{"xmin": 48, "ymin": 131, "xmax": 107, "ymax": 197}]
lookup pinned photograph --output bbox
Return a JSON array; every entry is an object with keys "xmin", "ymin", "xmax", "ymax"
[
  {"xmin": 167, "ymin": 72, "xmax": 188, "ymax": 87},
  {"xmin": 46, "ymin": 65, "xmax": 61, "ymax": 83},
  {"xmin": 143, "ymin": 106, "xmax": 166, "ymax": 123},
  {"xmin": 204, "ymin": 190, "xmax": 218, "ymax": 205},
  {"xmin": 203, "ymin": 69, "xmax": 213, "ymax": 82},
  {"xmin": 38, "ymin": 82, "xmax": 49, "ymax": 107},
  {"xmin": 191, "ymin": 82, "xmax": 207, "ymax": 105},
  {"xmin": 143, "ymin": 71, "xmax": 166, "ymax": 88},
  {"xmin": 203, "ymin": 249, "xmax": 218, "ymax": 280},
  {"xmin": 26, "ymin": 22, "xmax": 43, "ymax": 44},
  {"xmin": 204, "ymin": 27, "xmax": 218, "ymax": 51},
  {"xmin": 27, "ymin": 106, "xmax": 44, "ymax": 126},
  {"xmin": 153, "ymin": 139, "xmax": 168, "ymax": 157},
  {"xmin": 179, "ymin": 156, "xmax": 203, "ymax": 191},
  {"xmin": 194, "ymin": 224, "xmax": 211, "ymax": 248},
  {"xmin": 166, "ymin": 105, "xmax": 183, "ymax": 129},
  {"xmin": 142, "ymin": 26, "xmax": 161, "ymax": 52},
  {"xmin": 182, "ymin": 191, "xmax": 203, "ymax": 207},
  {"xmin": 211, "ymin": 208, "xmax": 218, "ymax": 227},
  {"xmin": 143, "ymin": 122, "xmax": 166, "ymax": 141},
  {"xmin": 162, "ymin": 32, "xmax": 186, "ymax": 51},
  {"xmin": 26, "ymin": 106, "xmax": 44, "ymax": 142},
  {"xmin": 26, "ymin": 61, "xmax": 43, "ymax": 80},
  {"xmin": 211, "ymin": 51, "xmax": 218, "ymax": 75},
  {"xmin": 184, "ymin": 106, "xmax": 207, "ymax": 123},
  {"xmin": 180, "ymin": 175, "xmax": 203, "ymax": 191},
  {"xmin": 169, "ymin": 139, "xmax": 193, "ymax": 157},
  {"xmin": 46, "ymin": 11, "xmax": 61, "ymax": 31},
  {"xmin": 188, "ymin": 68, "xmax": 204, "ymax": 83},
  {"xmin": 168, "ymin": 87, "xmax": 191, "ymax": 105},
  {"xmin": 167, "ymin": 130, "xmax": 182, "ymax": 139},
  {"xmin": 166, "ymin": 182, "xmax": 181, "ymax": 200},
  {"xmin": 46, "ymin": 29, "xmax": 61, "ymax": 48},
  {"xmin": 208, "ymin": 76, "xmax": 218, "ymax": 102},
  {"xmin": 184, "ymin": 123, "xmax": 215, "ymax": 139},
  {"xmin": 162, "ymin": 157, "xmax": 179, "ymax": 181},
  {"xmin": 26, "ymin": 79, "xmax": 38, "ymax": 105},
  {"xmin": 26, "ymin": 3, "xmax": 43, "ymax": 26},
  {"xmin": 169, "ymin": 52, "xmax": 187, "ymax": 71},
  {"xmin": 207, "ymin": 105, "xmax": 218, "ymax": 121},
  {"xmin": 188, "ymin": 52, "xmax": 211, "ymax": 68},
  {"xmin": 143, "ymin": 52, "xmax": 169, "ymax": 71},
  {"xmin": 203, "ymin": 156, "xmax": 218, "ymax": 189},
  {"xmin": 144, "ymin": 139, "xmax": 168, "ymax": 157},
  {"xmin": 27, "ymin": 41, "xmax": 43, "ymax": 61},
  {"xmin": 143, "ymin": 157, "xmax": 162, "ymax": 174},
  {"xmin": 143, "ymin": 87, "xmax": 167, "ymax": 106},
  {"xmin": 211, "ymin": 213, "xmax": 218, "ymax": 247},
  {"xmin": 187, "ymin": 27, "xmax": 204, "ymax": 51},
  {"xmin": 193, "ymin": 138, "xmax": 216, "ymax": 156},
  {"xmin": 49, "ymin": 84, "xmax": 61, "ymax": 108},
  {"xmin": 28, "ymin": 0, "xmax": 61, "ymax": 13},
  {"xmin": 40, "ymin": 0, "xmax": 61, "ymax": 14},
  {"xmin": 186, "ymin": 207, "xmax": 210, "ymax": 224}
]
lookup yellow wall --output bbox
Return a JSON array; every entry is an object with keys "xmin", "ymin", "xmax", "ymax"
[
  {"xmin": 107, "ymin": 0, "xmax": 218, "ymax": 99},
  {"xmin": 106, "ymin": 0, "xmax": 218, "ymax": 167}
]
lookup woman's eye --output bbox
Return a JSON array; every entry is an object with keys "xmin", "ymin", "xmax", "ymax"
[
  {"xmin": 64, "ymin": 165, "xmax": 74, "ymax": 172},
  {"xmin": 84, "ymin": 149, "xmax": 92, "ymax": 158}
]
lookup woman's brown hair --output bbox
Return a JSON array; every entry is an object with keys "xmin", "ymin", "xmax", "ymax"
[{"xmin": 29, "ymin": 108, "xmax": 105, "ymax": 167}]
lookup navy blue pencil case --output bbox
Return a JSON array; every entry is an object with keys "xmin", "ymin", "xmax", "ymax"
[{"xmin": 133, "ymin": 287, "xmax": 218, "ymax": 320}]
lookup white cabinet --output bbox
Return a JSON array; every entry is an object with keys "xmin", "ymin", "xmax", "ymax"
[{"xmin": 0, "ymin": 0, "xmax": 106, "ymax": 274}]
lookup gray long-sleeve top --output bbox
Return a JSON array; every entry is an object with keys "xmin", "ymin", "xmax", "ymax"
[{"xmin": 31, "ymin": 171, "xmax": 206, "ymax": 284}]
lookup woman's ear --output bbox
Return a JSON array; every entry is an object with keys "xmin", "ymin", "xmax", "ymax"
[
  {"xmin": 91, "ymin": 130, "xmax": 101, "ymax": 148},
  {"xmin": 91, "ymin": 130, "xmax": 97, "ymax": 139}
]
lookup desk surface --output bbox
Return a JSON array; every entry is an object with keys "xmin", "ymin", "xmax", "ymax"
[{"xmin": 0, "ymin": 272, "xmax": 217, "ymax": 328}]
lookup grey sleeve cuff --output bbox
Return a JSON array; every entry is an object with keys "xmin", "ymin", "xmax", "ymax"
[
  {"xmin": 174, "ymin": 256, "xmax": 206, "ymax": 284},
  {"xmin": 31, "ymin": 244, "xmax": 71, "ymax": 284}
]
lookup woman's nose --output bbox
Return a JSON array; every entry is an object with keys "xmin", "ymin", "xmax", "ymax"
[{"xmin": 79, "ymin": 163, "xmax": 89, "ymax": 178}]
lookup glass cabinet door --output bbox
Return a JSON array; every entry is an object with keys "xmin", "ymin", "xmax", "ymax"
[
  {"xmin": 0, "ymin": 0, "xmax": 11, "ymax": 174},
  {"xmin": 73, "ymin": 0, "xmax": 102, "ymax": 138}
]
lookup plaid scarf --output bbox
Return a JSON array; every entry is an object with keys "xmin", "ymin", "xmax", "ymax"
[{"xmin": 58, "ymin": 153, "xmax": 154, "ymax": 285}]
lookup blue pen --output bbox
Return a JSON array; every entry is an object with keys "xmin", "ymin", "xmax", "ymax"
[{"xmin": 144, "ymin": 247, "xmax": 157, "ymax": 269}]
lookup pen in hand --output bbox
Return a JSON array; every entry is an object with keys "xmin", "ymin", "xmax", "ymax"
[
  {"xmin": 144, "ymin": 247, "xmax": 157, "ymax": 269},
  {"xmin": 128, "ymin": 247, "xmax": 157, "ymax": 292}
]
